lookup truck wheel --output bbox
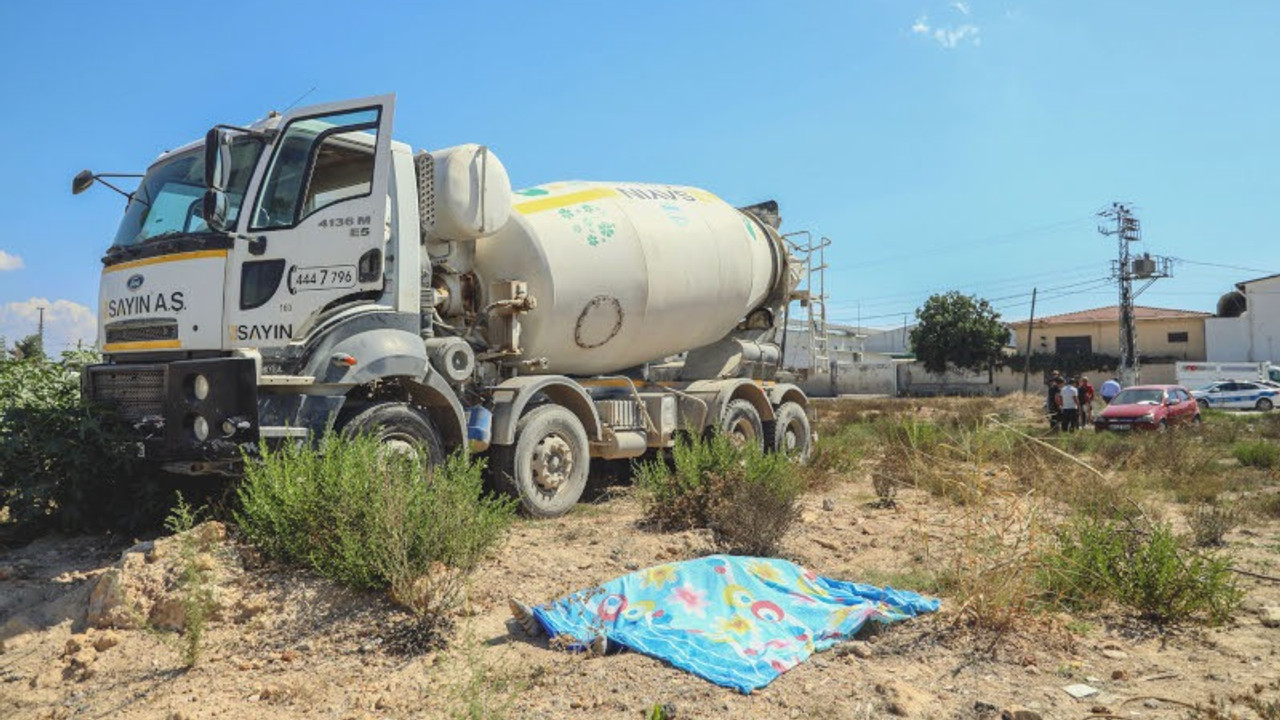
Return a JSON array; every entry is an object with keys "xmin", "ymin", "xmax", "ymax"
[
  {"xmin": 340, "ymin": 402, "xmax": 445, "ymax": 466},
  {"xmin": 766, "ymin": 402, "xmax": 813, "ymax": 462},
  {"xmin": 491, "ymin": 405, "xmax": 589, "ymax": 518},
  {"xmin": 717, "ymin": 399, "xmax": 764, "ymax": 451},
  {"xmin": 1257, "ymin": 398, "xmax": 1274, "ymax": 412}
]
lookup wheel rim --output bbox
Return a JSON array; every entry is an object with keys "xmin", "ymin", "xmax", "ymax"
[
  {"xmin": 728, "ymin": 418, "xmax": 757, "ymax": 447},
  {"xmin": 530, "ymin": 433, "xmax": 574, "ymax": 491},
  {"xmin": 1260, "ymin": 399, "xmax": 1273, "ymax": 411},
  {"xmin": 380, "ymin": 433, "xmax": 423, "ymax": 463}
]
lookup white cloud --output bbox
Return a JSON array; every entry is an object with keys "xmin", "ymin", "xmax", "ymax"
[
  {"xmin": 911, "ymin": 14, "xmax": 981, "ymax": 49},
  {"xmin": 0, "ymin": 298, "xmax": 97, "ymax": 351},
  {"xmin": 951, "ymin": 1, "xmax": 971, "ymax": 15},
  {"xmin": 0, "ymin": 250, "xmax": 23, "ymax": 271}
]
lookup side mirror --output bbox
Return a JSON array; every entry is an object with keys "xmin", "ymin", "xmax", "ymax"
[
  {"xmin": 203, "ymin": 189, "xmax": 229, "ymax": 232},
  {"xmin": 204, "ymin": 127, "xmax": 233, "ymax": 192},
  {"xmin": 72, "ymin": 169, "xmax": 95, "ymax": 195}
]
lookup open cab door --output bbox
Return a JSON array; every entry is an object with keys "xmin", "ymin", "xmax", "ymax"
[{"xmin": 225, "ymin": 94, "xmax": 396, "ymax": 348}]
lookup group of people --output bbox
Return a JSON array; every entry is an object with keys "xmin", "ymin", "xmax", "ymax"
[{"xmin": 1045, "ymin": 370, "xmax": 1122, "ymax": 431}]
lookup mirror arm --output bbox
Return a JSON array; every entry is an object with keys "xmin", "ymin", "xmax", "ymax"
[{"xmin": 94, "ymin": 177, "xmax": 148, "ymax": 206}]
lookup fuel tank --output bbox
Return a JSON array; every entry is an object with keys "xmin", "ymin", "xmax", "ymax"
[{"xmin": 474, "ymin": 181, "xmax": 786, "ymax": 376}]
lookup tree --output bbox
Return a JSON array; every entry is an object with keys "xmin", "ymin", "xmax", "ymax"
[
  {"xmin": 14, "ymin": 333, "xmax": 44, "ymax": 362},
  {"xmin": 909, "ymin": 292, "xmax": 1009, "ymax": 375}
]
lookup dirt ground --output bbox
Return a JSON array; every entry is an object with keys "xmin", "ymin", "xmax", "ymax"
[{"xmin": 2, "ymin": 412, "xmax": 1279, "ymax": 719}]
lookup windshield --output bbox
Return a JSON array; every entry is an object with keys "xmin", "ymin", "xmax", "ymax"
[
  {"xmin": 1112, "ymin": 388, "xmax": 1164, "ymax": 405},
  {"xmin": 111, "ymin": 135, "xmax": 263, "ymax": 248}
]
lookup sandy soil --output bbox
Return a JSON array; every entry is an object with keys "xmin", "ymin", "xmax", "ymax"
[{"xmin": 2, "ymin": 446, "xmax": 1279, "ymax": 719}]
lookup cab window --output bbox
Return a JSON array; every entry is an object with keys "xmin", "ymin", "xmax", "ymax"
[{"xmin": 251, "ymin": 107, "xmax": 379, "ymax": 230}]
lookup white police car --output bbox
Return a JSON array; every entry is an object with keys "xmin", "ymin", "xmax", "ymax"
[{"xmin": 1191, "ymin": 381, "xmax": 1279, "ymax": 411}]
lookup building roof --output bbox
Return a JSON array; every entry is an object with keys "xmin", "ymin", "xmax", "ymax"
[
  {"xmin": 1236, "ymin": 272, "xmax": 1280, "ymax": 290},
  {"xmin": 1008, "ymin": 305, "xmax": 1211, "ymax": 326}
]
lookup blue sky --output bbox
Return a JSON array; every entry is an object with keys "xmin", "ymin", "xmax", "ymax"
[{"xmin": 1, "ymin": 1, "xmax": 1277, "ymax": 350}]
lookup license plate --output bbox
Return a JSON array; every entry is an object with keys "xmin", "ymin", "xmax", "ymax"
[{"xmin": 1111, "ymin": 425, "xmax": 1131, "ymax": 431}]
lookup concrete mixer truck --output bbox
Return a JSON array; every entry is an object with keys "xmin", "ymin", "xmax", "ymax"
[{"xmin": 73, "ymin": 94, "xmax": 814, "ymax": 517}]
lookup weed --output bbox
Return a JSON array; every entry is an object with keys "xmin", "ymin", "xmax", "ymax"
[
  {"xmin": 163, "ymin": 493, "xmax": 218, "ymax": 667},
  {"xmin": 1040, "ymin": 516, "xmax": 1241, "ymax": 625},
  {"xmin": 807, "ymin": 423, "xmax": 872, "ymax": 480},
  {"xmin": 1233, "ymin": 440, "xmax": 1279, "ymax": 468},
  {"xmin": 1257, "ymin": 492, "xmax": 1280, "ymax": 520},
  {"xmin": 635, "ymin": 433, "xmax": 802, "ymax": 556},
  {"xmin": 1184, "ymin": 501, "xmax": 1243, "ymax": 547},
  {"xmin": 444, "ymin": 626, "xmax": 527, "ymax": 720},
  {"xmin": 236, "ymin": 435, "xmax": 515, "ymax": 634}
]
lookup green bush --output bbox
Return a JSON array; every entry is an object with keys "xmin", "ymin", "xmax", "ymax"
[
  {"xmin": 236, "ymin": 435, "xmax": 515, "ymax": 620},
  {"xmin": 1040, "ymin": 516, "xmax": 1241, "ymax": 625},
  {"xmin": 0, "ymin": 355, "xmax": 162, "ymax": 537},
  {"xmin": 1233, "ymin": 440, "xmax": 1279, "ymax": 468},
  {"xmin": 635, "ymin": 433, "xmax": 803, "ymax": 556}
]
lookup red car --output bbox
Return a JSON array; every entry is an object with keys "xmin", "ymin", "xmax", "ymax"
[{"xmin": 1094, "ymin": 384, "xmax": 1201, "ymax": 431}]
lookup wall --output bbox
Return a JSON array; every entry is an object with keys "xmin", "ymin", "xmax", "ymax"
[
  {"xmin": 799, "ymin": 361, "xmax": 898, "ymax": 397},
  {"xmin": 1009, "ymin": 316, "xmax": 1207, "ymax": 360},
  {"xmin": 1205, "ymin": 316, "xmax": 1251, "ymax": 361},
  {"xmin": 1244, "ymin": 276, "xmax": 1280, "ymax": 362},
  {"xmin": 895, "ymin": 361, "xmax": 1177, "ymax": 396}
]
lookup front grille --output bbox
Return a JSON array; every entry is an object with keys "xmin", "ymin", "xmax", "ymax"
[
  {"xmin": 104, "ymin": 321, "xmax": 179, "ymax": 344},
  {"xmin": 596, "ymin": 399, "xmax": 641, "ymax": 430},
  {"xmin": 89, "ymin": 366, "xmax": 165, "ymax": 422}
]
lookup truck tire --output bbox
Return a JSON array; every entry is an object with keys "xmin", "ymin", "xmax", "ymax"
[
  {"xmin": 340, "ymin": 402, "xmax": 445, "ymax": 466},
  {"xmin": 766, "ymin": 401, "xmax": 812, "ymax": 462},
  {"xmin": 716, "ymin": 399, "xmax": 764, "ymax": 451},
  {"xmin": 491, "ymin": 405, "xmax": 589, "ymax": 518}
]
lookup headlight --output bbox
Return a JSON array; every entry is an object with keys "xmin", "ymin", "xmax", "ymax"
[
  {"xmin": 1138, "ymin": 413, "xmax": 1155, "ymax": 423},
  {"xmin": 192, "ymin": 374, "xmax": 210, "ymax": 401},
  {"xmin": 193, "ymin": 415, "xmax": 209, "ymax": 441}
]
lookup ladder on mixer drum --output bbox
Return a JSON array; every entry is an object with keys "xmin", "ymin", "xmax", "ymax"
[{"xmin": 782, "ymin": 232, "xmax": 832, "ymax": 381}]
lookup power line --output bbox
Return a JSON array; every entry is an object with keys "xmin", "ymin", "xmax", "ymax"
[
  {"xmin": 1169, "ymin": 257, "xmax": 1278, "ymax": 277},
  {"xmin": 825, "ymin": 263, "xmax": 1105, "ymax": 311}
]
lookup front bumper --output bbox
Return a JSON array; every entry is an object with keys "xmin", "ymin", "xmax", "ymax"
[
  {"xmin": 82, "ymin": 357, "xmax": 260, "ymax": 463},
  {"xmin": 1094, "ymin": 418, "xmax": 1159, "ymax": 431}
]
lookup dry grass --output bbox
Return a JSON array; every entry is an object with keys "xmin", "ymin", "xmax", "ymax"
[{"xmin": 809, "ymin": 393, "xmax": 1256, "ymax": 634}]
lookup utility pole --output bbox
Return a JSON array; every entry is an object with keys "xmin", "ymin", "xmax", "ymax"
[
  {"xmin": 1021, "ymin": 287, "xmax": 1037, "ymax": 393},
  {"xmin": 1098, "ymin": 203, "xmax": 1172, "ymax": 386},
  {"xmin": 37, "ymin": 306, "xmax": 45, "ymax": 357}
]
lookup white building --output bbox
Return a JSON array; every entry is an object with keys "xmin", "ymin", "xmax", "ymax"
[
  {"xmin": 782, "ymin": 321, "xmax": 909, "ymax": 396},
  {"xmin": 1205, "ymin": 273, "xmax": 1280, "ymax": 362}
]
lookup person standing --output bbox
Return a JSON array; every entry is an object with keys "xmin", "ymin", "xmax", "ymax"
[
  {"xmin": 1046, "ymin": 370, "xmax": 1064, "ymax": 430},
  {"xmin": 1059, "ymin": 378, "xmax": 1080, "ymax": 431},
  {"xmin": 1048, "ymin": 376, "xmax": 1064, "ymax": 431},
  {"xmin": 1078, "ymin": 376, "xmax": 1096, "ymax": 425},
  {"xmin": 1100, "ymin": 377, "xmax": 1122, "ymax": 404}
]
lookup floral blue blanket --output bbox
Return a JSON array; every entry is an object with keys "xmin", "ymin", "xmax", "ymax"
[{"xmin": 522, "ymin": 555, "xmax": 940, "ymax": 693}]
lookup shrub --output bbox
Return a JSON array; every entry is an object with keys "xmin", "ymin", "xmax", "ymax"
[
  {"xmin": 1184, "ymin": 501, "xmax": 1243, "ymax": 547},
  {"xmin": 236, "ymin": 435, "xmax": 515, "ymax": 624},
  {"xmin": 706, "ymin": 450, "xmax": 802, "ymax": 557},
  {"xmin": 0, "ymin": 355, "xmax": 165, "ymax": 537},
  {"xmin": 1040, "ymin": 516, "xmax": 1241, "ymax": 625},
  {"xmin": 1257, "ymin": 492, "xmax": 1280, "ymax": 520},
  {"xmin": 1233, "ymin": 440, "xmax": 1279, "ymax": 469},
  {"xmin": 635, "ymin": 433, "xmax": 803, "ymax": 556}
]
